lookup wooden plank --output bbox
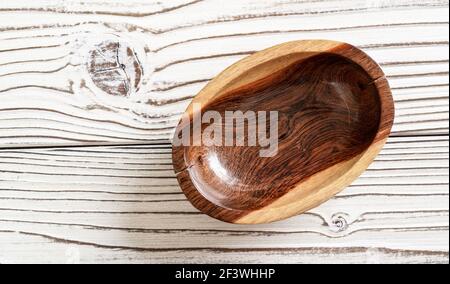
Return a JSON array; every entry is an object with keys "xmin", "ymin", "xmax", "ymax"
[
  {"xmin": 0, "ymin": 232, "xmax": 448, "ymax": 264},
  {"xmin": 0, "ymin": 136, "xmax": 448, "ymax": 263},
  {"xmin": 0, "ymin": 0, "xmax": 448, "ymax": 147}
]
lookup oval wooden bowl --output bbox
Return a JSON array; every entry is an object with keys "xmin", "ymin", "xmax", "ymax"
[{"xmin": 172, "ymin": 40, "xmax": 395, "ymax": 224}]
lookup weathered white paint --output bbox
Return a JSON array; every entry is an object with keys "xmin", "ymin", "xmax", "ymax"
[
  {"xmin": 0, "ymin": 0, "xmax": 448, "ymax": 263},
  {"xmin": 0, "ymin": 0, "xmax": 448, "ymax": 146},
  {"xmin": 0, "ymin": 136, "xmax": 448, "ymax": 263}
]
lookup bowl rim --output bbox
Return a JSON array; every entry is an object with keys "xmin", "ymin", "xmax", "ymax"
[{"xmin": 172, "ymin": 39, "xmax": 395, "ymax": 224}]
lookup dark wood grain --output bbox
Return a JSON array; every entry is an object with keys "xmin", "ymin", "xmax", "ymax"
[{"xmin": 173, "ymin": 40, "xmax": 395, "ymax": 224}]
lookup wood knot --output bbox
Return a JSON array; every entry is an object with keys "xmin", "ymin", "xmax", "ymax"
[
  {"xmin": 87, "ymin": 40, "xmax": 143, "ymax": 97},
  {"xmin": 330, "ymin": 213, "xmax": 349, "ymax": 233}
]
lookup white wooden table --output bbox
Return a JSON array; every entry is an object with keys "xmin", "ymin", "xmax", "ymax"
[{"xmin": 0, "ymin": 0, "xmax": 448, "ymax": 264}]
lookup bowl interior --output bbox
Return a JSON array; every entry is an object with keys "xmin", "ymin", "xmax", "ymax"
[{"xmin": 181, "ymin": 52, "xmax": 382, "ymax": 211}]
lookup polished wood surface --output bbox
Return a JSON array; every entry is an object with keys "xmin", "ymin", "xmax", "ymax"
[{"xmin": 173, "ymin": 40, "xmax": 395, "ymax": 224}]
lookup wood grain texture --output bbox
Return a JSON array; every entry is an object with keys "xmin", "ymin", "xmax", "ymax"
[
  {"xmin": 0, "ymin": 0, "xmax": 448, "ymax": 147},
  {"xmin": 0, "ymin": 136, "xmax": 448, "ymax": 263},
  {"xmin": 173, "ymin": 40, "xmax": 394, "ymax": 223},
  {"xmin": 0, "ymin": 0, "xmax": 448, "ymax": 263}
]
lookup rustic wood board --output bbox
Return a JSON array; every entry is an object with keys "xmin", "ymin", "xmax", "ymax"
[
  {"xmin": 0, "ymin": 0, "xmax": 449, "ymax": 263},
  {"xmin": 0, "ymin": 0, "xmax": 449, "ymax": 147},
  {"xmin": 0, "ymin": 136, "xmax": 448, "ymax": 263}
]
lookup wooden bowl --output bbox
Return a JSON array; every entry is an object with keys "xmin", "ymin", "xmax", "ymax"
[{"xmin": 172, "ymin": 40, "xmax": 395, "ymax": 224}]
